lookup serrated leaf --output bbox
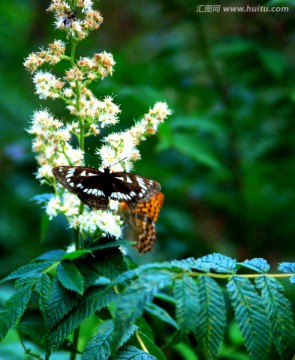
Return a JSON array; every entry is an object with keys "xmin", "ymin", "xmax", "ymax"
[
  {"xmin": 195, "ymin": 276, "xmax": 226, "ymax": 360},
  {"xmin": 238, "ymin": 258, "xmax": 270, "ymax": 273},
  {"xmin": 35, "ymin": 273, "xmax": 52, "ymax": 313},
  {"xmin": 227, "ymin": 276, "xmax": 271, "ymax": 360},
  {"xmin": 278, "ymin": 262, "xmax": 295, "ymax": 273},
  {"xmin": 0, "ymin": 261, "xmax": 54, "ymax": 283},
  {"xmin": 57, "ymin": 261, "xmax": 84, "ymax": 294},
  {"xmin": 255, "ymin": 276, "xmax": 295, "ymax": 359},
  {"xmin": 113, "ymin": 271, "xmax": 172, "ymax": 350},
  {"xmin": 173, "ymin": 275, "xmax": 199, "ymax": 332},
  {"xmin": 91, "ymin": 248, "xmax": 128, "ymax": 280},
  {"xmin": 192, "ymin": 253, "xmax": 237, "ymax": 274},
  {"xmin": 62, "ymin": 250, "xmax": 92, "ymax": 261},
  {"xmin": 81, "ymin": 320, "xmax": 137, "ymax": 360},
  {"xmin": 117, "ymin": 346, "xmax": 156, "ymax": 360},
  {"xmin": 45, "ymin": 278, "xmax": 80, "ymax": 330},
  {"xmin": 0, "ymin": 278, "xmax": 35, "ymax": 341},
  {"xmin": 47, "ymin": 287, "xmax": 117, "ymax": 349},
  {"xmin": 35, "ymin": 250, "xmax": 66, "ymax": 262},
  {"xmin": 81, "ymin": 320, "xmax": 113, "ymax": 360},
  {"xmin": 145, "ymin": 303, "xmax": 178, "ymax": 329}
]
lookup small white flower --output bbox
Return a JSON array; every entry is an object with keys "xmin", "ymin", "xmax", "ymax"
[{"xmin": 46, "ymin": 197, "xmax": 61, "ymax": 219}]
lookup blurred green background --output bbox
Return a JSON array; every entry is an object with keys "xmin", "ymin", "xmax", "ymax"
[{"xmin": 1, "ymin": 0, "xmax": 294, "ymax": 279}]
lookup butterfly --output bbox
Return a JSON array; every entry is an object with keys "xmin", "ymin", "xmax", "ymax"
[
  {"xmin": 52, "ymin": 165, "xmax": 161, "ymax": 211},
  {"xmin": 120, "ymin": 192, "xmax": 164, "ymax": 253}
]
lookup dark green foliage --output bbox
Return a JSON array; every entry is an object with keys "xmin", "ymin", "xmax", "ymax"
[
  {"xmin": 255, "ymin": 276, "xmax": 295, "ymax": 359},
  {"xmin": 227, "ymin": 276, "xmax": 271, "ymax": 360},
  {"xmin": 173, "ymin": 275, "xmax": 199, "ymax": 332},
  {"xmin": 57, "ymin": 261, "xmax": 84, "ymax": 294},
  {"xmin": 46, "ymin": 287, "xmax": 117, "ymax": 349},
  {"xmin": 116, "ymin": 346, "xmax": 157, "ymax": 360},
  {"xmin": 1, "ymin": 250, "xmax": 295, "ymax": 359},
  {"xmin": 194, "ymin": 276, "xmax": 226, "ymax": 360},
  {"xmin": 0, "ymin": 278, "xmax": 34, "ymax": 341}
]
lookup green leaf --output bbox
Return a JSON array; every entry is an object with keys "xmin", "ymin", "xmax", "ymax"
[
  {"xmin": 117, "ymin": 346, "xmax": 156, "ymax": 360},
  {"xmin": 46, "ymin": 278, "xmax": 80, "ymax": 330},
  {"xmin": 137, "ymin": 331, "xmax": 167, "ymax": 360},
  {"xmin": 238, "ymin": 258, "xmax": 270, "ymax": 273},
  {"xmin": 62, "ymin": 250, "xmax": 92, "ymax": 261},
  {"xmin": 57, "ymin": 261, "xmax": 84, "ymax": 294},
  {"xmin": 0, "ymin": 261, "xmax": 54, "ymax": 283},
  {"xmin": 173, "ymin": 275, "xmax": 199, "ymax": 332},
  {"xmin": 81, "ymin": 320, "xmax": 138, "ymax": 360},
  {"xmin": 89, "ymin": 240, "xmax": 134, "ymax": 251},
  {"xmin": 195, "ymin": 276, "xmax": 226, "ymax": 359},
  {"xmin": 145, "ymin": 303, "xmax": 178, "ymax": 329},
  {"xmin": 255, "ymin": 276, "xmax": 295, "ymax": 359},
  {"xmin": 227, "ymin": 276, "xmax": 271, "ymax": 360},
  {"xmin": 47, "ymin": 287, "xmax": 117, "ymax": 349},
  {"xmin": 0, "ymin": 278, "xmax": 35, "ymax": 341},
  {"xmin": 192, "ymin": 253, "xmax": 237, "ymax": 274},
  {"xmin": 91, "ymin": 248, "xmax": 128, "ymax": 280},
  {"xmin": 35, "ymin": 273, "xmax": 52, "ymax": 313},
  {"xmin": 113, "ymin": 271, "xmax": 172, "ymax": 350},
  {"xmin": 35, "ymin": 250, "xmax": 66, "ymax": 262},
  {"xmin": 81, "ymin": 320, "xmax": 113, "ymax": 360}
]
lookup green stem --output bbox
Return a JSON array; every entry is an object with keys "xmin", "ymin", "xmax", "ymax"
[{"xmin": 70, "ymin": 327, "xmax": 80, "ymax": 360}]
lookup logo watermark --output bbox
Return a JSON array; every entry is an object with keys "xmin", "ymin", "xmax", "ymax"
[{"xmin": 196, "ymin": 4, "xmax": 289, "ymax": 13}]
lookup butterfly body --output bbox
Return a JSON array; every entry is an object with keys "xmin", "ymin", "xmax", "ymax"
[
  {"xmin": 52, "ymin": 166, "xmax": 161, "ymax": 210},
  {"xmin": 120, "ymin": 192, "xmax": 164, "ymax": 253}
]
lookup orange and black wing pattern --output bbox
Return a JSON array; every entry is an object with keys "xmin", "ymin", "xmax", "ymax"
[{"xmin": 120, "ymin": 192, "xmax": 164, "ymax": 253}]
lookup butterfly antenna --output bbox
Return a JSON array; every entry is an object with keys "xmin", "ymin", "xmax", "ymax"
[{"xmin": 111, "ymin": 157, "xmax": 128, "ymax": 169}]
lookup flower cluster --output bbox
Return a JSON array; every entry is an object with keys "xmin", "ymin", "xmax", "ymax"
[
  {"xmin": 25, "ymin": 0, "xmax": 172, "ymax": 245},
  {"xmin": 23, "ymin": 40, "xmax": 66, "ymax": 73},
  {"xmin": 27, "ymin": 108, "xmax": 84, "ymax": 181},
  {"xmin": 48, "ymin": 0, "xmax": 103, "ymax": 40},
  {"xmin": 98, "ymin": 102, "xmax": 172, "ymax": 172}
]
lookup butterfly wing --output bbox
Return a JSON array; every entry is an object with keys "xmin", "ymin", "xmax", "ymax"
[
  {"xmin": 52, "ymin": 166, "xmax": 161, "ymax": 211},
  {"xmin": 110, "ymin": 172, "xmax": 161, "ymax": 210},
  {"xmin": 52, "ymin": 166, "xmax": 109, "ymax": 209},
  {"xmin": 120, "ymin": 192, "xmax": 164, "ymax": 253}
]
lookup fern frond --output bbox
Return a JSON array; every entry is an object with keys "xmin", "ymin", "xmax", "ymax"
[
  {"xmin": 256, "ymin": 276, "xmax": 295, "ymax": 359},
  {"xmin": 47, "ymin": 287, "xmax": 117, "ymax": 350},
  {"xmin": 194, "ymin": 276, "xmax": 226, "ymax": 360},
  {"xmin": 0, "ymin": 278, "xmax": 35, "ymax": 341},
  {"xmin": 227, "ymin": 276, "xmax": 271, "ymax": 360},
  {"xmin": 173, "ymin": 275, "xmax": 199, "ymax": 332}
]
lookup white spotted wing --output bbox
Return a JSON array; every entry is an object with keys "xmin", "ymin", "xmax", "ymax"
[{"xmin": 52, "ymin": 166, "xmax": 161, "ymax": 210}]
